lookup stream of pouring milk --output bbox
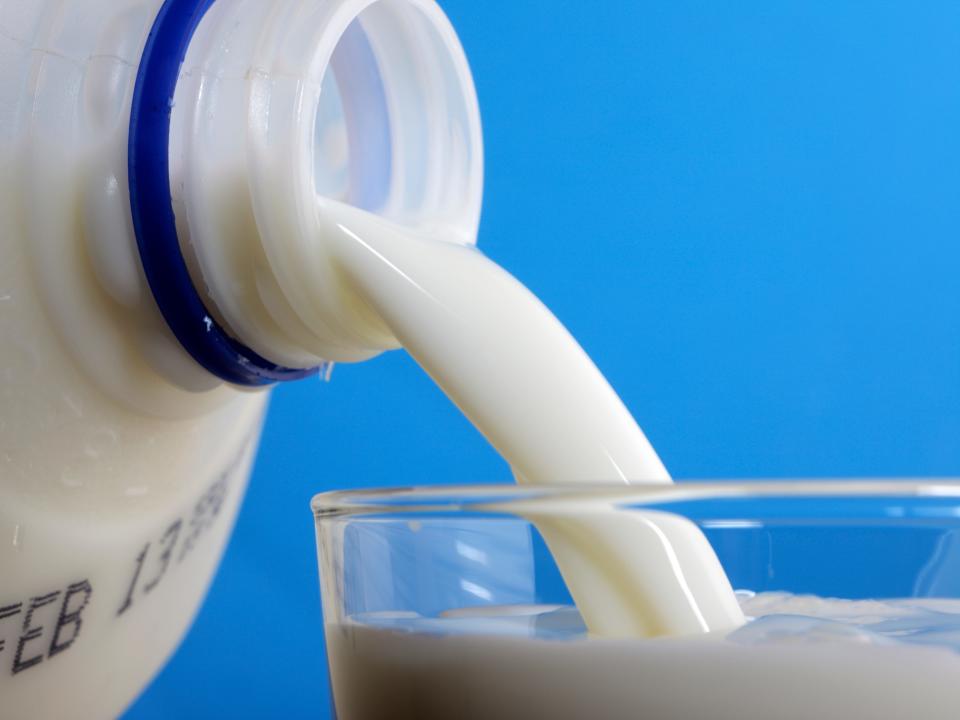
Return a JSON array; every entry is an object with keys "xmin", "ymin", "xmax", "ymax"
[{"xmin": 319, "ymin": 199, "xmax": 744, "ymax": 637}]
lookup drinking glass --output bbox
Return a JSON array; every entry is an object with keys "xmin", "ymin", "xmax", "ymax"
[{"xmin": 313, "ymin": 481, "xmax": 960, "ymax": 719}]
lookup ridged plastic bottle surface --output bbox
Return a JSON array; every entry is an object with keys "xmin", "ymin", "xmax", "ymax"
[{"xmin": 0, "ymin": 2, "xmax": 268, "ymax": 716}]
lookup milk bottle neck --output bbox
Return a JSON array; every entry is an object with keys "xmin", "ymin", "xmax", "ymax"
[{"xmin": 132, "ymin": 0, "xmax": 483, "ymax": 387}]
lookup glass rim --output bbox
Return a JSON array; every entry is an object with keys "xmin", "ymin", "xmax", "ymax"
[{"xmin": 311, "ymin": 478, "xmax": 960, "ymax": 518}]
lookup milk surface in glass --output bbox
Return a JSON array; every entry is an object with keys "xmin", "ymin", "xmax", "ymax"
[{"xmin": 326, "ymin": 594, "xmax": 960, "ymax": 720}]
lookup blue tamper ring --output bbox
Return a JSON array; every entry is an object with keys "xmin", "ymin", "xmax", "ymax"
[{"xmin": 129, "ymin": 0, "xmax": 320, "ymax": 386}]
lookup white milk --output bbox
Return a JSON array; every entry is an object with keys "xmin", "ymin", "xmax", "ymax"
[
  {"xmin": 318, "ymin": 199, "xmax": 744, "ymax": 638},
  {"xmin": 321, "ymin": 199, "xmax": 667, "ymax": 485},
  {"xmin": 327, "ymin": 594, "xmax": 960, "ymax": 720}
]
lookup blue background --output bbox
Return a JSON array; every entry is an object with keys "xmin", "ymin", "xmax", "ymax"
[{"xmin": 127, "ymin": 0, "xmax": 960, "ymax": 716}]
